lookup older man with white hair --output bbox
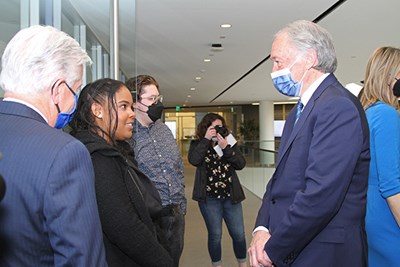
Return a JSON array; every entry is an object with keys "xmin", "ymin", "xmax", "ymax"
[{"xmin": 0, "ymin": 25, "xmax": 107, "ymax": 267}]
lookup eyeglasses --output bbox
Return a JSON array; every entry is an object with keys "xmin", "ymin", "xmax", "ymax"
[{"xmin": 140, "ymin": 95, "xmax": 163, "ymax": 104}]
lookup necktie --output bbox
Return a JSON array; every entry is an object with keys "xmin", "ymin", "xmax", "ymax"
[{"xmin": 295, "ymin": 99, "xmax": 303, "ymax": 124}]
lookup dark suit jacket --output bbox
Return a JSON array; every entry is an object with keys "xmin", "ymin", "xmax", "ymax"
[
  {"xmin": 0, "ymin": 100, "xmax": 107, "ymax": 266},
  {"xmin": 255, "ymin": 74, "xmax": 370, "ymax": 267}
]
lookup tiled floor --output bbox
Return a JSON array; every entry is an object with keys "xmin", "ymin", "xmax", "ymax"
[{"xmin": 180, "ymin": 161, "xmax": 262, "ymax": 267}]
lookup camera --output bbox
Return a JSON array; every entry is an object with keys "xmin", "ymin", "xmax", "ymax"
[{"xmin": 214, "ymin": 125, "xmax": 229, "ymax": 137}]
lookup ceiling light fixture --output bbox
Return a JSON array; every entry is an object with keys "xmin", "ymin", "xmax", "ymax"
[
  {"xmin": 203, "ymin": 59, "xmax": 211, "ymax": 62},
  {"xmin": 190, "ymin": 87, "xmax": 196, "ymax": 91},
  {"xmin": 211, "ymin": 43, "xmax": 224, "ymax": 52},
  {"xmin": 221, "ymin": 24, "xmax": 231, "ymax": 28},
  {"xmin": 195, "ymin": 76, "xmax": 201, "ymax": 80}
]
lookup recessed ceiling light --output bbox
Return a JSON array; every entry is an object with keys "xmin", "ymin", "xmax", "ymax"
[
  {"xmin": 203, "ymin": 59, "xmax": 211, "ymax": 62},
  {"xmin": 190, "ymin": 87, "xmax": 196, "ymax": 91},
  {"xmin": 251, "ymin": 102, "xmax": 260, "ymax": 106},
  {"xmin": 195, "ymin": 76, "xmax": 201, "ymax": 80},
  {"xmin": 221, "ymin": 24, "xmax": 231, "ymax": 28},
  {"xmin": 187, "ymin": 95, "xmax": 191, "ymax": 98}
]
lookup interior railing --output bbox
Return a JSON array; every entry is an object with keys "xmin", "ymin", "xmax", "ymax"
[{"xmin": 179, "ymin": 139, "xmax": 278, "ymax": 199}]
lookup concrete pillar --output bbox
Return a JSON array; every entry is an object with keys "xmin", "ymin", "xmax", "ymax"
[{"xmin": 259, "ymin": 100, "xmax": 275, "ymax": 166}]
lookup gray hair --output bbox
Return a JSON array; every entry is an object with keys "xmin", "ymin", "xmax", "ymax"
[
  {"xmin": 0, "ymin": 25, "xmax": 91, "ymax": 97},
  {"xmin": 276, "ymin": 20, "xmax": 337, "ymax": 73}
]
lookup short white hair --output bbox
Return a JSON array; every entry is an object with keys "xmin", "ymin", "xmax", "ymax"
[{"xmin": 0, "ymin": 25, "xmax": 91, "ymax": 97}]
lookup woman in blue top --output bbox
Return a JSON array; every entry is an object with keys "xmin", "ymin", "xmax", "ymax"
[{"xmin": 360, "ymin": 47, "xmax": 400, "ymax": 267}]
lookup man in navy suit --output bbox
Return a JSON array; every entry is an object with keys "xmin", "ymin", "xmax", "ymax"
[
  {"xmin": 0, "ymin": 25, "xmax": 107, "ymax": 266},
  {"xmin": 248, "ymin": 20, "xmax": 370, "ymax": 267}
]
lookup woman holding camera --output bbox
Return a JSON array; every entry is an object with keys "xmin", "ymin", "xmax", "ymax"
[{"xmin": 188, "ymin": 113, "xmax": 247, "ymax": 267}]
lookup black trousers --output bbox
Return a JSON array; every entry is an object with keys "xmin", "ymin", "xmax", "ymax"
[{"xmin": 157, "ymin": 205, "xmax": 185, "ymax": 267}]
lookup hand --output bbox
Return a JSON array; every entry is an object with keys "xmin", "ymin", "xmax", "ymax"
[
  {"xmin": 248, "ymin": 231, "xmax": 273, "ymax": 267},
  {"xmin": 205, "ymin": 125, "xmax": 217, "ymax": 140},
  {"xmin": 216, "ymin": 133, "xmax": 228, "ymax": 149}
]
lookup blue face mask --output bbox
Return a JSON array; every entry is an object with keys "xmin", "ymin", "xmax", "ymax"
[
  {"xmin": 53, "ymin": 82, "xmax": 78, "ymax": 129},
  {"xmin": 271, "ymin": 57, "xmax": 307, "ymax": 97}
]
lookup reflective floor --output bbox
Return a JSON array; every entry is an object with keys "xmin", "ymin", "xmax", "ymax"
[{"xmin": 180, "ymin": 160, "xmax": 262, "ymax": 267}]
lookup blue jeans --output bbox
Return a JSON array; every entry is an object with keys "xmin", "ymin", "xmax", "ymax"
[{"xmin": 199, "ymin": 197, "xmax": 247, "ymax": 266}]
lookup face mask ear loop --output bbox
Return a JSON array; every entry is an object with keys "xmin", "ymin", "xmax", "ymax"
[
  {"xmin": 290, "ymin": 53, "xmax": 308, "ymax": 84},
  {"xmin": 137, "ymin": 100, "xmax": 147, "ymax": 107},
  {"xmin": 134, "ymin": 100, "xmax": 149, "ymax": 113},
  {"xmin": 299, "ymin": 68, "xmax": 309, "ymax": 83},
  {"xmin": 288, "ymin": 53, "xmax": 304, "ymax": 70}
]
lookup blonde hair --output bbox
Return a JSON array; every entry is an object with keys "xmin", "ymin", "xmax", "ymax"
[{"xmin": 360, "ymin": 47, "xmax": 400, "ymax": 110}]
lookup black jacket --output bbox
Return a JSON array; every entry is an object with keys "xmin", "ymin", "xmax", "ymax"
[
  {"xmin": 188, "ymin": 138, "xmax": 246, "ymax": 204},
  {"xmin": 72, "ymin": 130, "xmax": 173, "ymax": 267}
]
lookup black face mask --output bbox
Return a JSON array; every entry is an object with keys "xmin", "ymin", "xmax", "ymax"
[
  {"xmin": 147, "ymin": 101, "xmax": 164, "ymax": 122},
  {"xmin": 393, "ymin": 78, "xmax": 400, "ymax": 97}
]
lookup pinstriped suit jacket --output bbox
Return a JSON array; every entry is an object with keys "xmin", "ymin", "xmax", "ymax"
[{"xmin": 0, "ymin": 100, "xmax": 107, "ymax": 267}]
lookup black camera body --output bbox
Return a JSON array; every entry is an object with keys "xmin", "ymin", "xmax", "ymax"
[{"xmin": 214, "ymin": 125, "xmax": 229, "ymax": 137}]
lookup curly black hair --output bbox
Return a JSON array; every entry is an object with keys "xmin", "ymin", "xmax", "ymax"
[
  {"xmin": 195, "ymin": 113, "xmax": 227, "ymax": 140},
  {"xmin": 69, "ymin": 78, "xmax": 126, "ymax": 147}
]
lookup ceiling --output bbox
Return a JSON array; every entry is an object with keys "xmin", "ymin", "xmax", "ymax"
[{"xmin": 1, "ymin": 0, "xmax": 400, "ymax": 108}]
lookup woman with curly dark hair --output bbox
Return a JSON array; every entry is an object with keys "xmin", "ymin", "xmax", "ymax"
[
  {"xmin": 69, "ymin": 78, "xmax": 172, "ymax": 267},
  {"xmin": 188, "ymin": 113, "xmax": 247, "ymax": 267}
]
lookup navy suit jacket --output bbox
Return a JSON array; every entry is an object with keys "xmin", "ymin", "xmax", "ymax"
[
  {"xmin": 255, "ymin": 74, "xmax": 370, "ymax": 267},
  {"xmin": 0, "ymin": 100, "xmax": 107, "ymax": 267}
]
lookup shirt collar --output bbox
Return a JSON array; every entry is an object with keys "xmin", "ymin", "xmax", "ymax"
[
  {"xmin": 134, "ymin": 119, "xmax": 156, "ymax": 130},
  {"xmin": 3, "ymin": 97, "xmax": 48, "ymax": 123},
  {"xmin": 300, "ymin": 73, "xmax": 330, "ymax": 107}
]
